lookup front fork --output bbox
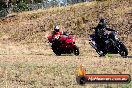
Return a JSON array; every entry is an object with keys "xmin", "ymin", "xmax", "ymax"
[
  {"xmin": 108, "ymin": 38, "xmax": 122, "ymax": 53},
  {"xmin": 106, "ymin": 39, "xmax": 116, "ymax": 48},
  {"xmin": 115, "ymin": 41, "xmax": 123, "ymax": 53}
]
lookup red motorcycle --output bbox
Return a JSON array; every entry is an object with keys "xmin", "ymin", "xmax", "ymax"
[{"xmin": 48, "ymin": 33, "xmax": 80, "ymax": 56}]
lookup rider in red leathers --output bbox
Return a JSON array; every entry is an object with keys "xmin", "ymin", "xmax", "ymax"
[
  {"xmin": 48, "ymin": 25, "xmax": 79, "ymax": 56},
  {"xmin": 52, "ymin": 26, "xmax": 63, "ymax": 39},
  {"xmin": 52, "ymin": 25, "xmax": 68, "ymax": 40}
]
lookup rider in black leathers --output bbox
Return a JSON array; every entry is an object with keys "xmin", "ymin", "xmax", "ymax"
[{"xmin": 95, "ymin": 19, "xmax": 115, "ymax": 52}]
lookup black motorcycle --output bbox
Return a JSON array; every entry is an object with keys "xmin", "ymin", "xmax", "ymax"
[{"xmin": 89, "ymin": 31, "xmax": 128, "ymax": 57}]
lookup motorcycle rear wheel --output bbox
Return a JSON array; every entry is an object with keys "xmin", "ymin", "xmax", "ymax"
[{"xmin": 52, "ymin": 45, "xmax": 61, "ymax": 56}]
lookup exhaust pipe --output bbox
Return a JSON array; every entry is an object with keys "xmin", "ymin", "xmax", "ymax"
[{"xmin": 89, "ymin": 42, "xmax": 97, "ymax": 50}]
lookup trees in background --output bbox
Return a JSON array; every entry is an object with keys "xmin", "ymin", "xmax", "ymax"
[
  {"xmin": 11, "ymin": 0, "xmax": 43, "ymax": 4},
  {"xmin": 0, "ymin": 0, "xmax": 91, "ymax": 12},
  {"xmin": 0, "ymin": 0, "xmax": 12, "ymax": 10},
  {"xmin": 0, "ymin": 0, "xmax": 5, "ymax": 10}
]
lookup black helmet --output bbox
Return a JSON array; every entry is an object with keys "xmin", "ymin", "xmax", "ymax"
[
  {"xmin": 54, "ymin": 26, "xmax": 60, "ymax": 32},
  {"xmin": 99, "ymin": 18, "xmax": 106, "ymax": 24}
]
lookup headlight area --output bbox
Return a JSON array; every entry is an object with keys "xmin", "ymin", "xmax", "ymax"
[{"xmin": 115, "ymin": 35, "xmax": 119, "ymax": 40}]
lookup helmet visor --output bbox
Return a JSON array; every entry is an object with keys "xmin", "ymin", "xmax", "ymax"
[{"xmin": 54, "ymin": 29, "xmax": 59, "ymax": 32}]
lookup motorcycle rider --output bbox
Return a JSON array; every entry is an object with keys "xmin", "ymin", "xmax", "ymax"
[
  {"xmin": 52, "ymin": 25, "xmax": 68, "ymax": 38},
  {"xmin": 52, "ymin": 25, "xmax": 63, "ymax": 39},
  {"xmin": 95, "ymin": 18, "xmax": 115, "ymax": 54},
  {"xmin": 52, "ymin": 25, "xmax": 69, "ymax": 43}
]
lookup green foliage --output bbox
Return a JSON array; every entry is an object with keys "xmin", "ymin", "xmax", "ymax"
[
  {"xmin": 50, "ymin": 0, "xmax": 59, "ymax": 7},
  {"xmin": 0, "ymin": 0, "xmax": 7, "ymax": 10},
  {"xmin": 13, "ymin": 2, "xmax": 29, "ymax": 12},
  {"xmin": 34, "ymin": 0, "xmax": 43, "ymax": 3},
  {"xmin": 12, "ymin": 0, "xmax": 43, "ymax": 4},
  {"xmin": 95, "ymin": 0, "xmax": 108, "ymax": 1},
  {"xmin": 11, "ymin": 0, "xmax": 44, "ymax": 12}
]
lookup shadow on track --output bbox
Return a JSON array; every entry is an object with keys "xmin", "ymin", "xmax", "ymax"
[
  {"xmin": 93, "ymin": 54, "xmax": 132, "ymax": 59},
  {"xmin": 125, "ymin": 56, "xmax": 132, "ymax": 58},
  {"xmin": 118, "ymin": 56, "xmax": 132, "ymax": 59}
]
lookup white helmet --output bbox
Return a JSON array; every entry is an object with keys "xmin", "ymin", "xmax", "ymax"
[{"xmin": 54, "ymin": 26, "xmax": 60, "ymax": 32}]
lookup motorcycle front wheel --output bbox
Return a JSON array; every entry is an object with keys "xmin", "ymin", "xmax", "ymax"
[
  {"xmin": 118, "ymin": 43, "xmax": 128, "ymax": 57},
  {"xmin": 73, "ymin": 45, "xmax": 80, "ymax": 56}
]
